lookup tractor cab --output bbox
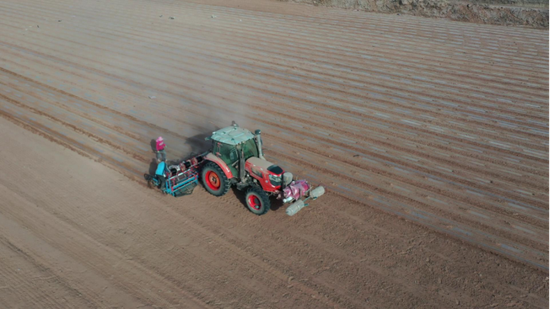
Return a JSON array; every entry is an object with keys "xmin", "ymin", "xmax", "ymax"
[
  {"xmin": 206, "ymin": 124, "xmax": 284, "ymax": 193},
  {"xmin": 209, "ymin": 124, "xmax": 260, "ymax": 177}
]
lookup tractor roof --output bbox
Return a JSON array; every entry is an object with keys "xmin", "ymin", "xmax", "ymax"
[{"xmin": 210, "ymin": 125, "xmax": 255, "ymax": 146}]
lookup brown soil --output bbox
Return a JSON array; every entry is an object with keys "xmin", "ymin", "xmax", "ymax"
[
  {"xmin": 279, "ymin": 0, "xmax": 549, "ymax": 28},
  {"xmin": 0, "ymin": 0, "xmax": 548, "ymax": 308}
]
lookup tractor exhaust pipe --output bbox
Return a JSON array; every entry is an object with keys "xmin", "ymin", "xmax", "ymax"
[
  {"xmin": 255, "ymin": 129, "xmax": 265, "ymax": 160},
  {"xmin": 239, "ymin": 148, "xmax": 245, "ymax": 180}
]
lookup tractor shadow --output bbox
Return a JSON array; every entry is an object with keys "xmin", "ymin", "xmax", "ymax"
[
  {"xmin": 147, "ymin": 139, "xmax": 162, "ymax": 175},
  {"xmin": 143, "ymin": 158, "xmax": 159, "ymax": 188},
  {"xmin": 180, "ymin": 131, "xmax": 213, "ymax": 158},
  {"xmin": 230, "ymin": 187, "xmax": 284, "ymax": 213},
  {"xmin": 147, "ymin": 138, "xmax": 160, "ymax": 173},
  {"xmin": 147, "ymin": 158, "xmax": 157, "ymax": 175}
]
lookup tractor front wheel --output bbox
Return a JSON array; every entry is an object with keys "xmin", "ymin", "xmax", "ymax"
[
  {"xmin": 201, "ymin": 162, "xmax": 230, "ymax": 196},
  {"xmin": 245, "ymin": 186, "xmax": 271, "ymax": 216}
]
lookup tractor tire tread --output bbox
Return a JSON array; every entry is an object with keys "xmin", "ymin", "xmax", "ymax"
[
  {"xmin": 201, "ymin": 161, "xmax": 231, "ymax": 197},
  {"xmin": 245, "ymin": 186, "xmax": 271, "ymax": 216}
]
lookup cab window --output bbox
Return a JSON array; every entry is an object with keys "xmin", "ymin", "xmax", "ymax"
[
  {"xmin": 219, "ymin": 143, "xmax": 238, "ymax": 166},
  {"xmin": 242, "ymin": 139, "xmax": 259, "ymax": 160}
]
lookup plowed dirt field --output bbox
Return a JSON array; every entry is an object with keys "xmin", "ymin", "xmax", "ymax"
[{"xmin": 0, "ymin": 0, "xmax": 548, "ymax": 308}]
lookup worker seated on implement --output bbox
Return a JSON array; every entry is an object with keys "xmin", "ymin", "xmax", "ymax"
[{"xmin": 155, "ymin": 161, "xmax": 169, "ymax": 190}]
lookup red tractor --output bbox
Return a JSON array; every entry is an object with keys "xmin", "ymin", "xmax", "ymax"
[
  {"xmin": 147, "ymin": 123, "xmax": 325, "ymax": 216},
  {"xmin": 201, "ymin": 123, "xmax": 324, "ymax": 215}
]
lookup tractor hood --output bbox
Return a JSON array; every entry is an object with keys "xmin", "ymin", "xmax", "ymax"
[
  {"xmin": 246, "ymin": 157, "xmax": 283, "ymax": 176},
  {"xmin": 245, "ymin": 157, "xmax": 285, "ymax": 190}
]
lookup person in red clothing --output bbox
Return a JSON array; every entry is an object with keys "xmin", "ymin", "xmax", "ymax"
[
  {"xmin": 156, "ymin": 136, "xmax": 167, "ymax": 163},
  {"xmin": 154, "ymin": 136, "xmax": 167, "ymax": 190}
]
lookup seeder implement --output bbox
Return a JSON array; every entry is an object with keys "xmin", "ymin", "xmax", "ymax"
[{"xmin": 146, "ymin": 153, "xmax": 206, "ymax": 197}]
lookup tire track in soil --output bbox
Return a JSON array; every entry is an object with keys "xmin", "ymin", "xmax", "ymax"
[
  {"xmin": 2, "ymin": 2, "xmax": 548, "ymax": 126},
  {"xmin": 0, "ymin": 181, "xmax": 212, "ymax": 308},
  {"xmin": 2, "ymin": 59, "xmax": 548, "ymax": 266},
  {"xmin": 1, "ymin": 3, "xmax": 548, "ymax": 126},
  {"xmin": 161, "ymin": 193, "xmax": 468, "ymax": 308},
  {"xmin": 270, "ymin": 132, "xmax": 549, "ymax": 236},
  {"xmin": 6, "ymin": 82, "xmax": 544, "ymax": 274},
  {"xmin": 0, "ymin": 237, "xmax": 97, "ymax": 308},
  {"xmin": 2, "ymin": 66, "xmax": 548, "ymax": 235},
  {"xmin": 0, "ymin": 91, "xmax": 150, "ymax": 164},
  {"xmin": 5, "ymin": 0, "xmax": 542, "ymax": 94},
  {"xmin": 0, "ymin": 20, "xmax": 548, "ymax": 171},
  {"xmin": 35, "ymin": 179, "xmax": 349, "ymax": 308},
  {"xmin": 3, "ymin": 63, "xmax": 548, "ymax": 244},
  {"xmin": 267, "ymin": 145, "xmax": 548, "ymax": 262},
  {"xmin": 1, "ymin": 35, "xmax": 548, "ymax": 195},
  {"xmin": 0, "ymin": 55, "xmax": 544, "ymax": 207},
  {"xmin": 0, "ymin": 17, "xmax": 548, "ymax": 165},
  {"xmin": 0, "ymin": 125, "xmax": 352, "ymax": 308},
  {"xmin": 2, "ymin": 53, "xmax": 548, "ymax": 270},
  {"xmin": 3, "ymin": 46, "xmax": 548, "ymax": 186},
  {"xmin": 0, "ymin": 106, "xmax": 148, "ymax": 186}
]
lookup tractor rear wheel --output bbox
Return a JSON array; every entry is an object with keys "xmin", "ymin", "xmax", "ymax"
[
  {"xmin": 245, "ymin": 186, "xmax": 270, "ymax": 216},
  {"xmin": 201, "ymin": 162, "xmax": 230, "ymax": 197}
]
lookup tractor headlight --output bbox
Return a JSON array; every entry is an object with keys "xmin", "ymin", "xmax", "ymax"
[{"xmin": 268, "ymin": 174, "xmax": 282, "ymax": 186}]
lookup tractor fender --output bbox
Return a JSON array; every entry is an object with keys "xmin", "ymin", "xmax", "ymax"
[{"xmin": 204, "ymin": 153, "xmax": 234, "ymax": 179}]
